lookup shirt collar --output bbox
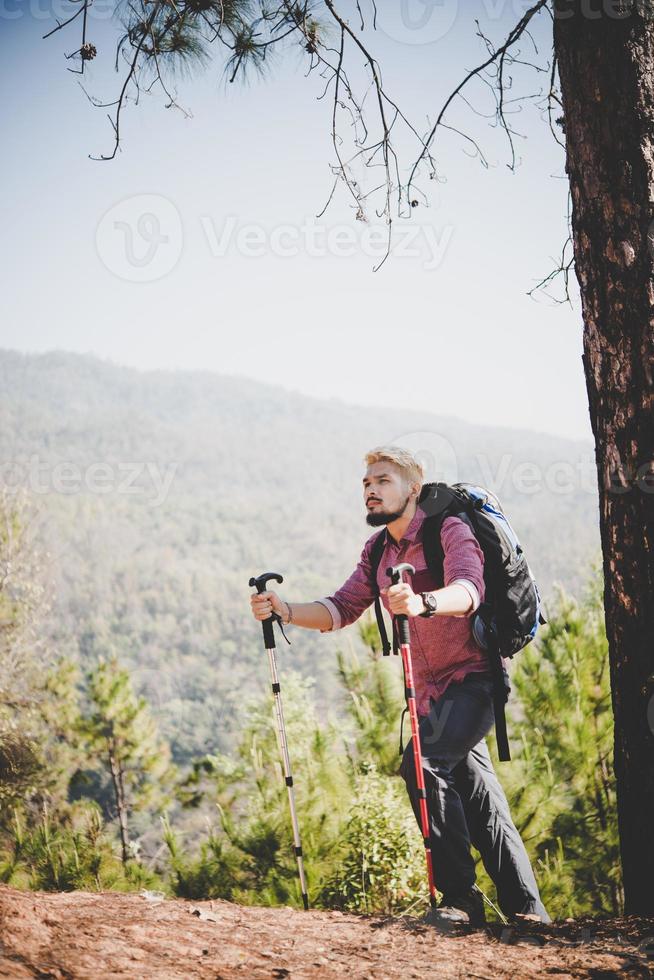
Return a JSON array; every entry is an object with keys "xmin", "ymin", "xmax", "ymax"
[{"xmin": 386, "ymin": 506, "xmax": 425, "ymax": 546}]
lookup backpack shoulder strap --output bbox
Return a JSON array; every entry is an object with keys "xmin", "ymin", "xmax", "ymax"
[
  {"xmin": 421, "ymin": 509, "xmax": 473, "ymax": 585},
  {"xmin": 422, "ymin": 514, "xmax": 446, "ymax": 587},
  {"xmin": 369, "ymin": 528, "xmax": 387, "ymax": 580},
  {"xmin": 369, "ymin": 530, "xmax": 392, "ymax": 656},
  {"xmin": 419, "ymin": 482, "xmax": 470, "ymax": 583}
]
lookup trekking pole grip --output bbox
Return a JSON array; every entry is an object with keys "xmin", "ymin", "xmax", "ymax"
[
  {"xmin": 249, "ymin": 571, "xmax": 284, "ymax": 649},
  {"xmin": 387, "ymin": 563, "xmax": 415, "ymax": 647}
]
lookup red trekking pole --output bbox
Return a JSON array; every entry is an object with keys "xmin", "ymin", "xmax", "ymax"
[
  {"xmin": 387, "ymin": 562, "xmax": 439, "ymax": 910},
  {"xmin": 249, "ymin": 571, "xmax": 310, "ymax": 910}
]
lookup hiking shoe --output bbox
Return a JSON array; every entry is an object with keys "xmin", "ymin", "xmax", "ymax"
[
  {"xmin": 424, "ymin": 885, "xmax": 487, "ymax": 929},
  {"xmin": 509, "ymin": 910, "xmax": 551, "ymax": 925}
]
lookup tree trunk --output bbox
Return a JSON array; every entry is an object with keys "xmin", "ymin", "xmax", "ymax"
[
  {"xmin": 553, "ymin": 0, "xmax": 654, "ymax": 914},
  {"xmin": 108, "ymin": 746, "xmax": 130, "ymax": 865}
]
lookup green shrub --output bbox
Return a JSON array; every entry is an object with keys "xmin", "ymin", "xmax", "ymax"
[{"xmin": 318, "ymin": 762, "xmax": 428, "ymax": 914}]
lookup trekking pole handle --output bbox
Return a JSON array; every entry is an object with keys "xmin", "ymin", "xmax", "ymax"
[
  {"xmin": 386, "ymin": 563, "xmax": 415, "ymax": 647},
  {"xmin": 249, "ymin": 571, "xmax": 284, "ymax": 649}
]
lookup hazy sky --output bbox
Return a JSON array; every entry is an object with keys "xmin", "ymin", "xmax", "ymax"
[{"xmin": 2, "ymin": 2, "xmax": 592, "ymax": 441}]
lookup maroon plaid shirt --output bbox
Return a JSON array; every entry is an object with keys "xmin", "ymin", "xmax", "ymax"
[{"xmin": 317, "ymin": 508, "xmax": 492, "ymax": 716}]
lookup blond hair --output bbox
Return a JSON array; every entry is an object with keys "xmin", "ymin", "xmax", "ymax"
[{"xmin": 364, "ymin": 446, "xmax": 424, "ymax": 486}]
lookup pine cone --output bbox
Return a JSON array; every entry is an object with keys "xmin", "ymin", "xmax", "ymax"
[{"xmin": 81, "ymin": 42, "xmax": 97, "ymax": 61}]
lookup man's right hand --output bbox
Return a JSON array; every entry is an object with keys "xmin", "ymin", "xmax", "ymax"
[{"xmin": 250, "ymin": 589, "xmax": 287, "ymax": 622}]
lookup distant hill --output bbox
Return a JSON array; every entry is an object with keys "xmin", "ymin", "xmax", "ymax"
[{"xmin": 0, "ymin": 350, "xmax": 600, "ymax": 760}]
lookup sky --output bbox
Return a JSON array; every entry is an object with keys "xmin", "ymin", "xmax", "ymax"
[{"xmin": 1, "ymin": 1, "xmax": 592, "ymax": 442}]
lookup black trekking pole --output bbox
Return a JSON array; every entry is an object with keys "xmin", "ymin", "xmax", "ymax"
[
  {"xmin": 249, "ymin": 571, "xmax": 309, "ymax": 910},
  {"xmin": 387, "ymin": 562, "xmax": 439, "ymax": 910}
]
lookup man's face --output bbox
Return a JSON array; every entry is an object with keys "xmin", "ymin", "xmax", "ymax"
[{"xmin": 363, "ymin": 461, "xmax": 415, "ymax": 527}]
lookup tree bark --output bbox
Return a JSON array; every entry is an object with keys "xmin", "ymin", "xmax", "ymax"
[
  {"xmin": 553, "ymin": 0, "xmax": 654, "ymax": 913},
  {"xmin": 108, "ymin": 744, "xmax": 130, "ymax": 865}
]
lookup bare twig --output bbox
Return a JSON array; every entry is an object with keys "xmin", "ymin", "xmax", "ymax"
[
  {"xmin": 43, "ymin": 0, "xmax": 567, "ymax": 277},
  {"xmin": 528, "ymin": 190, "xmax": 575, "ymax": 303},
  {"xmin": 407, "ymin": 0, "xmax": 550, "ymax": 196}
]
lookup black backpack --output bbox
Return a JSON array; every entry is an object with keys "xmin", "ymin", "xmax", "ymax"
[{"xmin": 369, "ymin": 481, "xmax": 547, "ymax": 762}]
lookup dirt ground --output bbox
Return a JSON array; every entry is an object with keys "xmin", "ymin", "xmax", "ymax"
[{"xmin": 0, "ymin": 885, "xmax": 653, "ymax": 979}]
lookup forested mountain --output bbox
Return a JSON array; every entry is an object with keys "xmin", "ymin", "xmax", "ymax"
[{"xmin": 0, "ymin": 350, "xmax": 600, "ymax": 761}]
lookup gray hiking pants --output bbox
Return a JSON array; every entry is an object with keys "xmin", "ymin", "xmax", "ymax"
[{"xmin": 399, "ymin": 669, "xmax": 550, "ymax": 921}]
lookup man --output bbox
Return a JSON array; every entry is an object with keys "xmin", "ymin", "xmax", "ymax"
[{"xmin": 250, "ymin": 445, "xmax": 550, "ymax": 928}]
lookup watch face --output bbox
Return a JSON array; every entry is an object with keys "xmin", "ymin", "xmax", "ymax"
[{"xmin": 423, "ymin": 593, "xmax": 437, "ymax": 613}]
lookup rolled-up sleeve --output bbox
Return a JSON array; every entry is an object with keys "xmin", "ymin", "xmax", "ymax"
[
  {"xmin": 441, "ymin": 517, "xmax": 485, "ymax": 618},
  {"xmin": 315, "ymin": 538, "xmax": 378, "ymax": 632},
  {"xmin": 452, "ymin": 578, "xmax": 480, "ymax": 615}
]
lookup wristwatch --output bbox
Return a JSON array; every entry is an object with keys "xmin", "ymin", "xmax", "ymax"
[{"xmin": 420, "ymin": 592, "xmax": 438, "ymax": 617}]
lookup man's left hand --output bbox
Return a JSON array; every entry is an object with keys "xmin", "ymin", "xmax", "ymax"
[{"xmin": 382, "ymin": 582, "xmax": 425, "ymax": 617}]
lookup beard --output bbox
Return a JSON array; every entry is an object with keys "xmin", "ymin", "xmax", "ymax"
[{"xmin": 366, "ymin": 492, "xmax": 412, "ymax": 527}]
